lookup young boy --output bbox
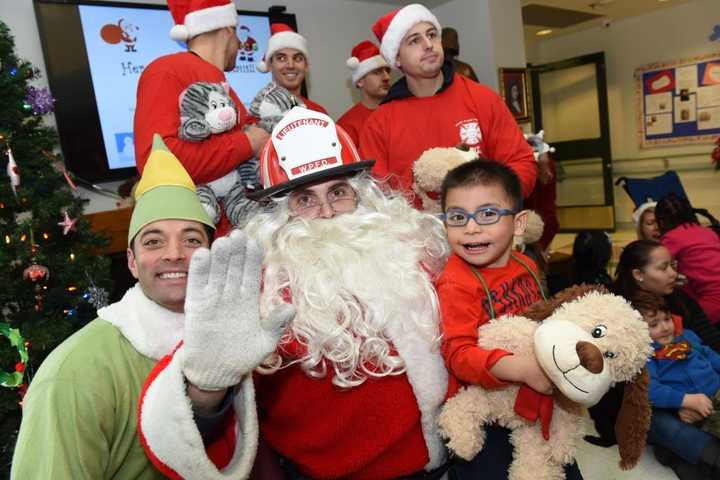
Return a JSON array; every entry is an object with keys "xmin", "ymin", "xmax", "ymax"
[
  {"xmin": 436, "ymin": 160, "xmax": 583, "ymax": 479},
  {"xmin": 633, "ymin": 290, "xmax": 720, "ymax": 476}
]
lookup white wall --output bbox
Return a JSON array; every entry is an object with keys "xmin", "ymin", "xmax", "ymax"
[
  {"xmin": 526, "ymin": 0, "xmax": 720, "ymax": 224},
  {"xmin": 432, "ymin": 0, "xmax": 526, "ymax": 90}
]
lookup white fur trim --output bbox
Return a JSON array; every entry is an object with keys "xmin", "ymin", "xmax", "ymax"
[
  {"xmin": 346, "ymin": 56, "xmax": 360, "ymax": 69},
  {"xmin": 98, "ymin": 284, "xmax": 184, "ymax": 360},
  {"xmin": 380, "ymin": 4, "xmax": 441, "ymax": 67},
  {"xmin": 632, "ymin": 200, "xmax": 657, "ymax": 225},
  {"xmin": 182, "ymin": 3, "xmax": 238, "ymax": 40},
  {"xmin": 263, "ymin": 30, "xmax": 308, "ymax": 66},
  {"xmin": 351, "ymin": 55, "xmax": 388, "ymax": 86},
  {"xmin": 139, "ymin": 345, "xmax": 259, "ymax": 479},
  {"xmin": 386, "ymin": 316, "xmax": 448, "ymax": 470}
]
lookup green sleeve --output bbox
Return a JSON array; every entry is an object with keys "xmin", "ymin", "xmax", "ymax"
[{"xmin": 12, "ymin": 377, "xmax": 114, "ymax": 479}]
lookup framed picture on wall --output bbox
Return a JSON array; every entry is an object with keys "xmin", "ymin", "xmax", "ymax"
[{"xmin": 499, "ymin": 68, "xmax": 530, "ymax": 123}]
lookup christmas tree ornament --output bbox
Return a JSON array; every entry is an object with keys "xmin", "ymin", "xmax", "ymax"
[
  {"xmin": 45, "ymin": 150, "xmax": 78, "ymax": 191},
  {"xmin": 0, "ymin": 322, "xmax": 29, "ymax": 388},
  {"xmin": 82, "ymin": 272, "xmax": 109, "ymax": 309},
  {"xmin": 5, "ymin": 148, "xmax": 20, "ymax": 197},
  {"xmin": 9, "ymin": 67, "xmax": 17, "ymax": 76},
  {"xmin": 23, "ymin": 241, "xmax": 50, "ymax": 311},
  {"xmin": 58, "ymin": 211, "xmax": 77, "ymax": 235},
  {"xmin": 23, "ymin": 263, "xmax": 49, "ymax": 283},
  {"xmin": 24, "ymin": 86, "xmax": 55, "ymax": 115}
]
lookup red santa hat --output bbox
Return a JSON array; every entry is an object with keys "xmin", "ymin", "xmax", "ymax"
[
  {"xmin": 372, "ymin": 4, "xmax": 441, "ymax": 68},
  {"xmin": 346, "ymin": 40, "xmax": 388, "ymax": 86},
  {"xmin": 167, "ymin": 0, "xmax": 238, "ymax": 42},
  {"xmin": 256, "ymin": 23, "xmax": 309, "ymax": 73}
]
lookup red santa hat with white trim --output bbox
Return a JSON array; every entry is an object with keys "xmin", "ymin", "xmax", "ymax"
[
  {"xmin": 346, "ymin": 40, "xmax": 388, "ymax": 86},
  {"xmin": 167, "ymin": 0, "xmax": 238, "ymax": 42},
  {"xmin": 256, "ymin": 23, "xmax": 309, "ymax": 73},
  {"xmin": 371, "ymin": 3, "xmax": 441, "ymax": 68}
]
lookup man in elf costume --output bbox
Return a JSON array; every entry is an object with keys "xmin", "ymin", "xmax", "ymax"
[
  {"xmin": 256, "ymin": 23, "xmax": 328, "ymax": 114},
  {"xmin": 138, "ymin": 107, "xmax": 452, "ymax": 479},
  {"xmin": 359, "ymin": 4, "xmax": 537, "ymax": 204},
  {"xmin": 134, "ymin": 0, "xmax": 269, "ymax": 225},
  {"xmin": 13, "ymin": 136, "xmax": 285, "ymax": 478},
  {"xmin": 337, "ymin": 39, "xmax": 391, "ymax": 147}
]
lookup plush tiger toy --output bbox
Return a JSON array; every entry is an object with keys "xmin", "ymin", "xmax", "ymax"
[{"xmin": 177, "ymin": 81, "xmax": 302, "ymax": 228}]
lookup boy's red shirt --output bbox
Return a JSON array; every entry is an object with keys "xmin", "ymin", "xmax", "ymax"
[{"xmin": 437, "ymin": 252, "xmax": 543, "ymax": 398}]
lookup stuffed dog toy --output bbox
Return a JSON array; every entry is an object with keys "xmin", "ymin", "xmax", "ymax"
[{"xmin": 438, "ymin": 285, "xmax": 653, "ymax": 480}]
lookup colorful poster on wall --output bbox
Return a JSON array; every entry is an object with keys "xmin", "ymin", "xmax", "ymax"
[{"xmin": 636, "ymin": 53, "xmax": 720, "ymax": 147}]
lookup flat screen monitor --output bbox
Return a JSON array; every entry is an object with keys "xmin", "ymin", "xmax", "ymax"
[{"xmin": 34, "ymin": 0, "xmax": 296, "ymax": 182}]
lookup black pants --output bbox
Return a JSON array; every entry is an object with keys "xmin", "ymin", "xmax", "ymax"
[{"xmin": 450, "ymin": 425, "xmax": 584, "ymax": 480}]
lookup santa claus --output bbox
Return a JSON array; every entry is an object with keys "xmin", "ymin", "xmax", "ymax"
[{"xmin": 138, "ymin": 107, "xmax": 451, "ymax": 479}]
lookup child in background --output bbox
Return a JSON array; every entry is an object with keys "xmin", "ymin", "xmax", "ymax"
[
  {"xmin": 571, "ymin": 230, "xmax": 613, "ymax": 288},
  {"xmin": 655, "ymin": 193, "xmax": 720, "ymax": 324},
  {"xmin": 634, "ymin": 201, "xmax": 661, "ymax": 241},
  {"xmin": 633, "ymin": 289, "xmax": 720, "ymax": 479},
  {"xmin": 436, "ymin": 160, "xmax": 582, "ymax": 480}
]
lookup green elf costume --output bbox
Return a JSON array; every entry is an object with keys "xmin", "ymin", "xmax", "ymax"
[{"xmin": 12, "ymin": 136, "xmax": 286, "ymax": 479}]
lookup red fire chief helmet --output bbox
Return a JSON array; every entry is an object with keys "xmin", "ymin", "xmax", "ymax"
[{"xmin": 248, "ymin": 106, "xmax": 375, "ymax": 200}]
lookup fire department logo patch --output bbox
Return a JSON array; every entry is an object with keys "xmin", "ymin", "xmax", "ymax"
[{"xmin": 457, "ymin": 119, "xmax": 482, "ymax": 146}]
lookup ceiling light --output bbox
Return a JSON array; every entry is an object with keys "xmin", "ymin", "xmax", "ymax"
[{"xmin": 536, "ymin": 29, "xmax": 553, "ymax": 36}]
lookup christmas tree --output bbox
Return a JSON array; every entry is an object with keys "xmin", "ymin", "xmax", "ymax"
[{"xmin": 0, "ymin": 21, "xmax": 111, "ymax": 470}]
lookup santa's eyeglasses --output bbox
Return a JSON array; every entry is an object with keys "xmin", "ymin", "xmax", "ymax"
[
  {"xmin": 440, "ymin": 207, "xmax": 518, "ymax": 227},
  {"xmin": 288, "ymin": 183, "xmax": 358, "ymax": 218}
]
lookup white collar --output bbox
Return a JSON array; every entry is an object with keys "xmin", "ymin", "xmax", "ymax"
[{"xmin": 98, "ymin": 284, "xmax": 184, "ymax": 360}]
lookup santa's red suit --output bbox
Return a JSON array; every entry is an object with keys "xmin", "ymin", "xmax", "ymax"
[{"xmin": 360, "ymin": 62, "xmax": 537, "ymax": 202}]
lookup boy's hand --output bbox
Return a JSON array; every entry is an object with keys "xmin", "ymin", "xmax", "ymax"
[
  {"xmin": 490, "ymin": 355, "xmax": 553, "ymax": 394},
  {"xmin": 682, "ymin": 393, "xmax": 714, "ymax": 417},
  {"xmin": 678, "ymin": 406, "xmax": 704, "ymax": 424},
  {"xmin": 520, "ymin": 356, "xmax": 554, "ymax": 394}
]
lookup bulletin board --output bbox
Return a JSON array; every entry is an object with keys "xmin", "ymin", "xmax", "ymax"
[{"xmin": 635, "ymin": 52, "xmax": 720, "ymax": 148}]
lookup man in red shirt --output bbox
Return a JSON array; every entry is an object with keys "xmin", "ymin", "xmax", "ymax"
[
  {"xmin": 256, "ymin": 23, "xmax": 328, "ymax": 114},
  {"xmin": 134, "ymin": 0, "xmax": 269, "ymax": 186},
  {"xmin": 360, "ymin": 4, "xmax": 536, "ymax": 203},
  {"xmin": 337, "ymin": 40, "xmax": 390, "ymax": 147}
]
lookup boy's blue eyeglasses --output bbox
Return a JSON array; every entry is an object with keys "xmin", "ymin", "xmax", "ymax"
[{"xmin": 440, "ymin": 207, "xmax": 518, "ymax": 227}]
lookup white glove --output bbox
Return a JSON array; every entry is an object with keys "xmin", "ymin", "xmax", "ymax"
[{"xmin": 182, "ymin": 229, "xmax": 294, "ymax": 390}]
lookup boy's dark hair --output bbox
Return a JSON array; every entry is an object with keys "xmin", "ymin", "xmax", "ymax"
[
  {"xmin": 440, "ymin": 159, "xmax": 523, "ymax": 212},
  {"xmin": 630, "ymin": 289, "xmax": 670, "ymax": 316},
  {"xmin": 655, "ymin": 192, "xmax": 720, "ymax": 236},
  {"xmin": 572, "ymin": 231, "xmax": 612, "ymax": 286}
]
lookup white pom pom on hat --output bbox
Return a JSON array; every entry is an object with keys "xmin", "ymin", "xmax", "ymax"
[
  {"xmin": 170, "ymin": 24, "xmax": 190, "ymax": 42},
  {"xmin": 346, "ymin": 40, "xmax": 388, "ymax": 86},
  {"xmin": 256, "ymin": 60, "xmax": 269, "ymax": 73}
]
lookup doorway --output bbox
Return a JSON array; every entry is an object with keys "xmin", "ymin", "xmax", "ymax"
[{"xmin": 529, "ymin": 52, "xmax": 614, "ymax": 231}]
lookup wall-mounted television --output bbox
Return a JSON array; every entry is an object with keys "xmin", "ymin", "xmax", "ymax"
[{"xmin": 34, "ymin": 0, "xmax": 296, "ymax": 182}]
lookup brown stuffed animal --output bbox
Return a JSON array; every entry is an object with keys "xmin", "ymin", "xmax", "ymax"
[{"xmin": 438, "ymin": 285, "xmax": 653, "ymax": 479}]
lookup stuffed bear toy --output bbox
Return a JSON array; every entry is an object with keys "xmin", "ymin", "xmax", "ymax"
[
  {"xmin": 411, "ymin": 145, "xmax": 478, "ymax": 213},
  {"xmin": 177, "ymin": 81, "xmax": 302, "ymax": 228},
  {"xmin": 438, "ymin": 285, "xmax": 653, "ymax": 480}
]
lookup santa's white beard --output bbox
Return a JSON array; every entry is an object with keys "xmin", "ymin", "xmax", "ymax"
[{"xmin": 251, "ymin": 186, "xmax": 448, "ymax": 388}]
